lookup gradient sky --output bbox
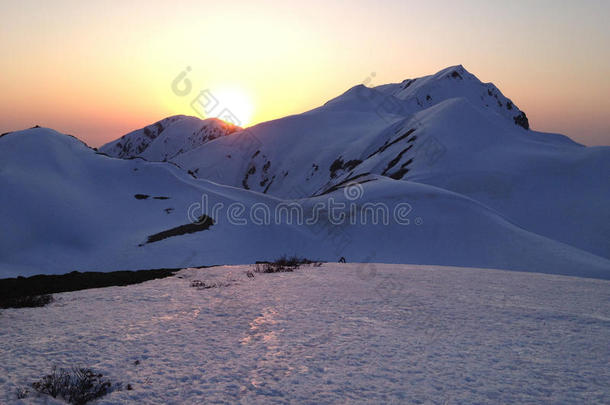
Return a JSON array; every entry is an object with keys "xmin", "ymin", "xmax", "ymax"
[{"xmin": 1, "ymin": 0, "xmax": 609, "ymax": 146}]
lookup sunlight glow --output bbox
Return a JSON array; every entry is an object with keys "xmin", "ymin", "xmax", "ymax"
[
  {"xmin": 206, "ymin": 87, "xmax": 254, "ymax": 127},
  {"xmin": 1, "ymin": 1, "xmax": 609, "ymax": 145}
]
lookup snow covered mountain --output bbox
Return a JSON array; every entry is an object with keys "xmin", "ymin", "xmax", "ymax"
[
  {"xmin": 98, "ymin": 115, "xmax": 240, "ymax": 161},
  {"xmin": 168, "ymin": 66, "xmax": 610, "ymax": 260},
  {"xmin": 172, "ymin": 65, "xmax": 531, "ymax": 198},
  {"xmin": 1, "ymin": 66, "xmax": 608, "ymax": 279}
]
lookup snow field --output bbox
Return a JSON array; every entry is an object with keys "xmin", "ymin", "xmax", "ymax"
[{"xmin": 1, "ymin": 263, "xmax": 608, "ymax": 404}]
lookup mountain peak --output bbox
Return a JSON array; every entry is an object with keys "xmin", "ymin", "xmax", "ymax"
[
  {"xmin": 99, "ymin": 115, "xmax": 240, "ymax": 160},
  {"xmin": 373, "ymin": 65, "xmax": 530, "ymax": 130},
  {"xmin": 434, "ymin": 64, "xmax": 468, "ymax": 78},
  {"xmin": 322, "ymin": 66, "xmax": 529, "ymax": 130}
]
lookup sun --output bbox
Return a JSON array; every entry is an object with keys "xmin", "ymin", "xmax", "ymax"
[{"xmin": 208, "ymin": 86, "xmax": 254, "ymax": 127}]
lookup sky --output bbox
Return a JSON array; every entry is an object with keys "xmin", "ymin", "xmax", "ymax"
[{"xmin": 0, "ymin": 0, "xmax": 609, "ymax": 146}]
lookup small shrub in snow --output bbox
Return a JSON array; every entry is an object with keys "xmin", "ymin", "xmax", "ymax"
[
  {"xmin": 253, "ymin": 255, "xmax": 314, "ymax": 273},
  {"xmin": 190, "ymin": 279, "xmax": 206, "ymax": 288},
  {"xmin": 253, "ymin": 263, "xmax": 279, "ymax": 273},
  {"xmin": 30, "ymin": 367, "xmax": 121, "ymax": 405},
  {"xmin": 16, "ymin": 387, "xmax": 29, "ymax": 399},
  {"xmin": 190, "ymin": 279, "xmax": 230, "ymax": 289}
]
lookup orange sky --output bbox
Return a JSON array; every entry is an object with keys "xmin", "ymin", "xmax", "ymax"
[{"xmin": 1, "ymin": 0, "xmax": 609, "ymax": 146}]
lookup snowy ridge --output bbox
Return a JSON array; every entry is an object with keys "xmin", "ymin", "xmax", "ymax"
[
  {"xmin": 1, "ymin": 65, "xmax": 609, "ymax": 279},
  {"xmin": 99, "ymin": 115, "xmax": 240, "ymax": 161},
  {"xmin": 1, "ymin": 127, "xmax": 609, "ymax": 279},
  {"xmin": 373, "ymin": 65, "xmax": 530, "ymax": 129}
]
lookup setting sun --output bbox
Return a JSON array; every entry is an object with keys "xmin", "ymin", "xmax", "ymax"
[
  {"xmin": 168, "ymin": 69, "xmax": 255, "ymax": 127},
  {"xmin": 204, "ymin": 86, "xmax": 254, "ymax": 127}
]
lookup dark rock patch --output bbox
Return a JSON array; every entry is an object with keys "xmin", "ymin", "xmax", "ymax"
[
  {"xmin": 513, "ymin": 112, "xmax": 529, "ymax": 130},
  {"xmin": 329, "ymin": 157, "xmax": 344, "ymax": 178},
  {"xmin": 402, "ymin": 79, "xmax": 416, "ymax": 89},
  {"xmin": 143, "ymin": 215, "xmax": 214, "ymax": 245},
  {"xmin": 382, "ymin": 145, "xmax": 414, "ymax": 175},
  {"xmin": 450, "ymin": 70, "xmax": 463, "ymax": 79},
  {"xmin": 0, "ymin": 268, "xmax": 183, "ymax": 304},
  {"xmin": 367, "ymin": 128, "xmax": 416, "ymax": 158}
]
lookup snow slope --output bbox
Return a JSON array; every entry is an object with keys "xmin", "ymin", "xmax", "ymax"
[
  {"xmin": 98, "ymin": 115, "xmax": 239, "ymax": 161},
  {"xmin": 402, "ymin": 99, "xmax": 610, "ymax": 260},
  {"xmin": 1, "ymin": 127, "xmax": 609, "ymax": 279},
  {"xmin": 1, "ymin": 264, "xmax": 608, "ymax": 403},
  {"xmin": 0, "ymin": 128, "xmax": 307, "ymax": 277},
  {"xmin": 1, "ymin": 65, "xmax": 609, "ymax": 279}
]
